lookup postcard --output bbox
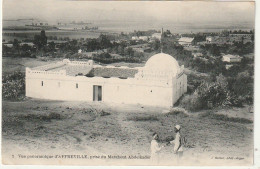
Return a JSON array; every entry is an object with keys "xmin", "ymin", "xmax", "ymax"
[{"xmin": 1, "ymin": 0, "xmax": 256, "ymax": 166}]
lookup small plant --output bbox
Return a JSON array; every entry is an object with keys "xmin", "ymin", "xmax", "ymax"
[
  {"xmin": 168, "ymin": 107, "xmax": 187, "ymax": 115},
  {"xmin": 127, "ymin": 115, "xmax": 159, "ymax": 121}
]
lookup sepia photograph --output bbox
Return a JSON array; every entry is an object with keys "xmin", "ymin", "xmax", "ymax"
[{"xmin": 1, "ymin": 0, "xmax": 256, "ymax": 166}]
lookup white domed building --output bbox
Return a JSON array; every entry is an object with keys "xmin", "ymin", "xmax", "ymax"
[{"xmin": 26, "ymin": 53, "xmax": 187, "ymax": 107}]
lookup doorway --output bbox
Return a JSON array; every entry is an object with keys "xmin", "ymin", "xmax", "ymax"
[{"xmin": 93, "ymin": 85, "xmax": 102, "ymax": 101}]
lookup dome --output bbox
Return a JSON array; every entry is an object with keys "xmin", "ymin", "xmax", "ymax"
[{"xmin": 144, "ymin": 53, "xmax": 180, "ymax": 74}]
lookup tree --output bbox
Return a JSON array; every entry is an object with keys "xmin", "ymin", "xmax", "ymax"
[
  {"xmin": 151, "ymin": 39, "xmax": 160, "ymax": 51},
  {"xmin": 33, "ymin": 30, "xmax": 47, "ymax": 49},
  {"xmin": 124, "ymin": 47, "xmax": 134, "ymax": 57},
  {"xmin": 99, "ymin": 52, "xmax": 111, "ymax": 59},
  {"xmin": 13, "ymin": 39, "xmax": 19, "ymax": 49},
  {"xmin": 87, "ymin": 39, "xmax": 100, "ymax": 51},
  {"xmin": 99, "ymin": 34, "xmax": 112, "ymax": 49},
  {"xmin": 48, "ymin": 41, "xmax": 56, "ymax": 51}
]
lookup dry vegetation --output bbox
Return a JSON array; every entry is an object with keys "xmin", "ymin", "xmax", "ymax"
[{"xmin": 2, "ymin": 99, "xmax": 253, "ymax": 165}]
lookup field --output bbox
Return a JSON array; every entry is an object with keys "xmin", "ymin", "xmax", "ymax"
[
  {"xmin": 2, "ymin": 30, "xmax": 101, "ymax": 42},
  {"xmin": 2, "ymin": 57, "xmax": 57, "ymax": 74},
  {"xmin": 1, "ymin": 57, "xmax": 254, "ymax": 165},
  {"xmin": 2, "ymin": 99, "xmax": 253, "ymax": 165}
]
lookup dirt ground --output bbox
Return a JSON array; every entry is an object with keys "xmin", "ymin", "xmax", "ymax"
[{"xmin": 1, "ymin": 99, "xmax": 253, "ymax": 166}]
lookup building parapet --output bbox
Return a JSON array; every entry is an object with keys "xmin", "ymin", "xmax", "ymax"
[
  {"xmin": 93, "ymin": 64, "xmax": 137, "ymax": 70},
  {"xmin": 69, "ymin": 60, "xmax": 93, "ymax": 66},
  {"xmin": 26, "ymin": 67, "xmax": 66, "ymax": 76}
]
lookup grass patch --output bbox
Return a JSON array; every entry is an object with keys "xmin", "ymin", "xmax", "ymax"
[
  {"xmin": 127, "ymin": 115, "xmax": 159, "ymax": 122},
  {"xmin": 87, "ymin": 109, "xmax": 111, "ymax": 117},
  {"xmin": 166, "ymin": 107, "xmax": 188, "ymax": 117},
  {"xmin": 200, "ymin": 112, "xmax": 253, "ymax": 124},
  {"xmin": 19, "ymin": 112, "xmax": 62, "ymax": 122}
]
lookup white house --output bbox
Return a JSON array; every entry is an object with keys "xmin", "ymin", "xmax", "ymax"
[
  {"xmin": 78, "ymin": 49, "xmax": 82, "ymax": 54},
  {"xmin": 20, "ymin": 42, "xmax": 35, "ymax": 47},
  {"xmin": 178, "ymin": 37, "xmax": 194, "ymax": 46},
  {"xmin": 3, "ymin": 44, "xmax": 13, "ymax": 48},
  {"xmin": 192, "ymin": 52, "xmax": 203, "ymax": 58},
  {"xmin": 131, "ymin": 36, "xmax": 150, "ymax": 41},
  {"xmin": 25, "ymin": 53, "xmax": 187, "ymax": 107},
  {"xmin": 131, "ymin": 36, "xmax": 139, "ymax": 40},
  {"xmin": 206, "ymin": 36, "xmax": 214, "ymax": 43},
  {"xmin": 138, "ymin": 36, "xmax": 150, "ymax": 41},
  {"xmin": 222, "ymin": 54, "xmax": 242, "ymax": 63}
]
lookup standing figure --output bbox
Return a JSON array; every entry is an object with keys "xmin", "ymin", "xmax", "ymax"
[
  {"xmin": 170, "ymin": 125, "xmax": 183, "ymax": 159},
  {"xmin": 150, "ymin": 132, "xmax": 163, "ymax": 164}
]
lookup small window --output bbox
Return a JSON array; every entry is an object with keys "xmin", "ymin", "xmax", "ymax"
[
  {"xmin": 58, "ymin": 82, "xmax": 60, "ymax": 87},
  {"xmin": 76, "ymin": 83, "xmax": 78, "ymax": 88},
  {"xmin": 41, "ymin": 81, "xmax": 44, "ymax": 86}
]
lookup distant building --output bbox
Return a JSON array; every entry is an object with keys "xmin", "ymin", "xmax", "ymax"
[
  {"xmin": 82, "ymin": 52, "xmax": 96, "ymax": 58},
  {"xmin": 78, "ymin": 49, "xmax": 82, "ymax": 54},
  {"xmin": 138, "ymin": 36, "xmax": 149, "ymax": 41},
  {"xmin": 222, "ymin": 54, "xmax": 242, "ymax": 63},
  {"xmin": 225, "ymin": 64, "xmax": 233, "ymax": 70},
  {"xmin": 206, "ymin": 36, "xmax": 214, "ymax": 43},
  {"xmin": 210, "ymin": 36, "xmax": 233, "ymax": 45},
  {"xmin": 152, "ymin": 33, "xmax": 162, "ymax": 40},
  {"xmin": 243, "ymin": 38, "xmax": 253, "ymax": 44},
  {"xmin": 19, "ymin": 42, "xmax": 35, "ymax": 47},
  {"xmin": 25, "ymin": 53, "xmax": 187, "ymax": 107},
  {"xmin": 192, "ymin": 52, "xmax": 203, "ymax": 58},
  {"xmin": 3, "ymin": 44, "xmax": 13, "ymax": 48},
  {"xmin": 131, "ymin": 36, "xmax": 150, "ymax": 41},
  {"xmin": 229, "ymin": 34, "xmax": 252, "ymax": 38},
  {"xmin": 132, "ymin": 46, "xmax": 151, "ymax": 53},
  {"xmin": 178, "ymin": 37, "xmax": 195, "ymax": 46},
  {"xmin": 131, "ymin": 36, "xmax": 139, "ymax": 40}
]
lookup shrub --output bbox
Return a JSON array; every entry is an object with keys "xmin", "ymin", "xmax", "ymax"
[
  {"xmin": 99, "ymin": 110, "xmax": 111, "ymax": 116},
  {"xmin": 227, "ymin": 71, "xmax": 254, "ymax": 105},
  {"xmin": 166, "ymin": 107, "xmax": 188, "ymax": 116},
  {"xmin": 21, "ymin": 112, "xmax": 62, "ymax": 122},
  {"xmin": 180, "ymin": 74, "xmax": 230, "ymax": 111},
  {"xmin": 127, "ymin": 115, "xmax": 159, "ymax": 121},
  {"xmin": 179, "ymin": 93, "xmax": 205, "ymax": 111},
  {"xmin": 88, "ymin": 109, "xmax": 111, "ymax": 117},
  {"xmin": 2, "ymin": 71, "xmax": 25, "ymax": 101}
]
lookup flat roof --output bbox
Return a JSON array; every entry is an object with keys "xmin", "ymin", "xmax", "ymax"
[
  {"xmin": 32, "ymin": 62, "xmax": 93, "ymax": 76},
  {"xmin": 32, "ymin": 60, "xmax": 138, "ymax": 77},
  {"xmin": 86, "ymin": 67, "xmax": 138, "ymax": 78}
]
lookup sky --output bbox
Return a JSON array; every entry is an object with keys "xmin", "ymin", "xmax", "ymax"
[{"xmin": 2, "ymin": 0, "xmax": 255, "ymax": 25}]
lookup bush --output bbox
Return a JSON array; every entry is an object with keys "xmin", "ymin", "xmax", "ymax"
[
  {"xmin": 179, "ymin": 93, "xmax": 205, "ymax": 111},
  {"xmin": 227, "ymin": 71, "xmax": 254, "ymax": 105},
  {"xmin": 180, "ymin": 74, "xmax": 229, "ymax": 111},
  {"xmin": 166, "ymin": 107, "xmax": 188, "ymax": 116},
  {"xmin": 21, "ymin": 112, "xmax": 62, "ymax": 122},
  {"xmin": 127, "ymin": 115, "xmax": 159, "ymax": 121},
  {"xmin": 2, "ymin": 71, "xmax": 25, "ymax": 101}
]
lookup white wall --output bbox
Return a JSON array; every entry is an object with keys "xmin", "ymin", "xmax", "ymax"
[
  {"xmin": 26, "ymin": 69, "xmax": 174, "ymax": 107},
  {"xmin": 26, "ymin": 61, "xmax": 187, "ymax": 107}
]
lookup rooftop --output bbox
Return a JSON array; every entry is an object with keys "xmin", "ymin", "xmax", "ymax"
[
  {"xmin": 178, "ymin": 37, "xmax": 194, "ymax": 43},
  {"xmin": 86, "ymin": 67, "xmax": 138, "ymax": 78},
  {"xmin": 223, "ymin": 54, "xmax": 241, "ymax": 59},
  {"xmin": 32, "ymin": 61, "xmax": 93, "ymax": 76}
]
